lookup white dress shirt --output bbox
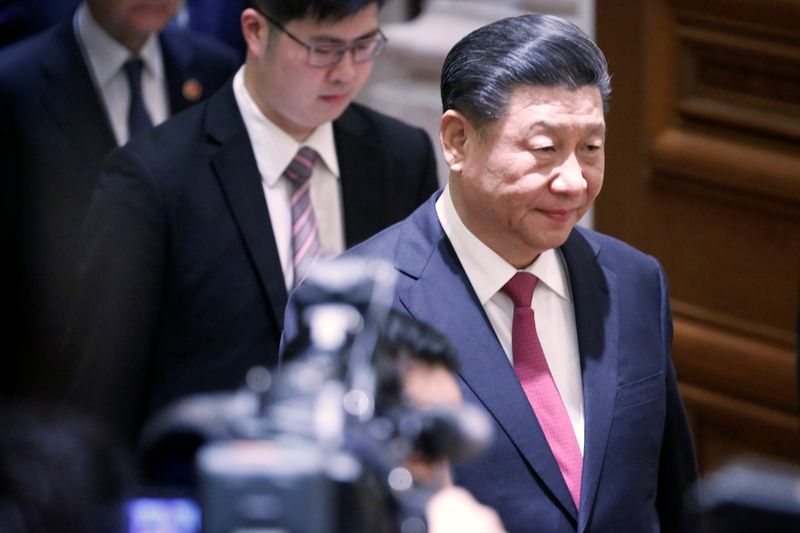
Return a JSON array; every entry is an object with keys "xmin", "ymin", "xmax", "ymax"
[
  {"xmin": 233, "ymin": 67, "xmax": 345, "ymax": 290},
  {"xmin": 74, "ymin": 2, "xmax": 169, "ymax": 145},
  {"xmin": 436, "ymin": 185, "xmax": 585, "ymax": 453}
]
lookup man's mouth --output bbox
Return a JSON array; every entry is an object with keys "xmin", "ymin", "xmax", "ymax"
[
  {"xmin": 538, "ymin": 208, "xmax": 575, "ymax": 223},
  {"xmin": 319, "ymin": 92, "xmax": 349, "ymax": 104}
]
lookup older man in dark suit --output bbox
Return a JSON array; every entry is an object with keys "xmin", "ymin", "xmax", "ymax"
[
  {"xmin": 284, "ymin": 13, "xmax": 701, "ymax": 533},
  {"xmin": 0, "ymin": 0, "xmax": 238, "ymax": 400},
  {"xmin": 65, "ymin": 0, "xmax": 438, "ymax": 446}
]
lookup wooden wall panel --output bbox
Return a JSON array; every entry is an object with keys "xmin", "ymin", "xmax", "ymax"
[{"xmin": 596, "ymin": 0, "xmax": 800, "ymax": 472}]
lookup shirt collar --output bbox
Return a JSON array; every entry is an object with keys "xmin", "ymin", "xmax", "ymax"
[
  {"xmin": 233, "ymin": 67, "xmax": 340, "ymax": 186},
  {"xmin": 435, "ymin": 184, "xmax": 570, "ymax": 305},
  {"xmin": 76, "ymin": 2, "xmax": 164, "ymax": 88}
]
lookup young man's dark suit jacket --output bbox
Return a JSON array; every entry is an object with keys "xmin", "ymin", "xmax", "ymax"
[
  {"xmin": 65, "ymin": 82, "xmax": 439, "ymax": 445},
  {"xmin": 0, "ymin": 18, "xmax": 239, "ymax": 400},
  {"xmin": 283, "ymin": 194, "xmax": 700, "ymax": 533}
]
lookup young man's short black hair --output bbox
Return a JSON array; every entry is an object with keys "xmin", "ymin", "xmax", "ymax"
[{"xmin": 245, "ymin": 0, "xmax": 385, "ymax": 24}]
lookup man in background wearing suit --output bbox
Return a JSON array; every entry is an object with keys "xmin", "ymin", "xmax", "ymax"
[
  {"xmin": 0, "ymin": 0, "xmax": 239, "ymax": 400},
  {"xmin": 65, "ymin": 0, "xmax": 438, "ymax": 446},
  {"xmin": 285, "ymin": 13, "xmax": 700, "ymax": 532}
]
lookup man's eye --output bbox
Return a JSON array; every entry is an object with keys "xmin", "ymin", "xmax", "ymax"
[
  {"xmin": 353, "ymin": 40, "xmax": 374, "ymax": 51},
  {"xmin": 314, "ymin": 46, "xmax": 342, "ymax": 56},
  {"xmin": 535, "ymin": 146, "xmax": 556, "ymax": 152}
]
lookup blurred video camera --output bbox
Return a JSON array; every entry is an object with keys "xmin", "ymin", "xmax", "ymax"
[{"xmin": 130, "ymin": 258, "xmax": 492, "ymax": 533}]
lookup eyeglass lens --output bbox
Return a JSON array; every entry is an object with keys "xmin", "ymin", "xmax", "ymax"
[{"xmin": 308, "ymin": 36, "xmax": 386, "ymax": 67}]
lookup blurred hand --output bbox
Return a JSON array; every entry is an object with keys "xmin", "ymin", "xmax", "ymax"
[{"xmin": 426, "ymin": 485, "xmax": 507, "ymax": 533}]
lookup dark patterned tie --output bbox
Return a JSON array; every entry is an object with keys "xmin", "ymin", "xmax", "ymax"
[
  {"xmin": 502, "ymin": 272, "xmax": 583, "ymax": 508},
  {"xmin": 123, "ymin": 57, "xmax": 153, "ymax": 139},
  {"xmin": 283, "ymin": 147, "xmax": 320, "ymax": 287}
]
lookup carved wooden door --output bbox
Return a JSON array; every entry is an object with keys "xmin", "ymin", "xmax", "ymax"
[{"xmin": 596, "ymin": 0, "xmax": 799, "ymax": 471}]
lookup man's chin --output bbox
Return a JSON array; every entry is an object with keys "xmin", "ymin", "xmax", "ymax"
[
  {"xmin": 129, "ymin": 8, "xmax": 174, "ymax": 33},
  {"xmin": 527, "ymin": 229, "xmax": 574, "ymax": 254},
  {"xmin": 317, "ymin": 97, "xmax": 353, "ymax": 119},
  {"xmin": 311, "ymin": 105, "xmax": 351, "ymax": 127},
  {"xmin": 130, "ymin": 18, "xmax": 171, "ymax": 34}
]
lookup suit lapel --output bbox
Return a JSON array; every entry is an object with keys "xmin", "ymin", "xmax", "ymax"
[
  {"xmin": 40, "ymin": 22, "xmax": 116, "ymax": 156},
  {"xmin": 561, "ymin": 229, "xmax": 619, "ymax": 532},
  {"xmin": 395, "ymin": 201, "xmax": 579, "ymax": 520},
  {"xmin": 334, "ymin": 107, "xmax": 386, "ymax": 247},
  {"xmin": 206, "ymin": 85, "xmax": 288, "ymax": 334}
]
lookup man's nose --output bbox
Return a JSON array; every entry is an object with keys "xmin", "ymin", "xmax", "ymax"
[
  {"xmin": 328, "ymin": 49, "xmax": 357, "ymax": 83},
  {"xmin": 551, "ymin": 153, "xmax": 587, "ymax": 194}
]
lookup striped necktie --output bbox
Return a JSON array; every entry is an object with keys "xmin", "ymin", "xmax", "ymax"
[{"xmin": 283, "ymin": 147, "xmax": 320, "ymax": 287}]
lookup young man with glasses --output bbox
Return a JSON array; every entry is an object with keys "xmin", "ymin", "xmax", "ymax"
[{"xmin": 64, "ymin": 0, "xmax": 439, "ymax": 448}]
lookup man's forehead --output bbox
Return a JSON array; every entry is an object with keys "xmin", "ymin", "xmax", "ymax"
[
  {"xmin": 288, "ymin": 4, "xmax": 380, "ymax": 39},
  {"xmin": 503, "ymin": 85, "xmax": 605, "ymax": 127},
  {"xmin": 521, "ymin": 117, "xmax": 606, "ymax": 136},
  {"xmin": 306, "ymin": 27, "xmax": 381, "ymax": 43},
  {"xmin": 509, "ymin": 84, "xmax": 603, "ymax": 108}
]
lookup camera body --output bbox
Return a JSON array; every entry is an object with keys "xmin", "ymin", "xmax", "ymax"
[
  {"xmin": 135, "ymin": 258, "xmax": 491, "ymax": 533},
  {"xmin": 198, "ymin": 439, "xmax": 387, "ymax": 533}
]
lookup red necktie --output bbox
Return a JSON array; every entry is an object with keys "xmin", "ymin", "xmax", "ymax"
[
  {"xmin": 502, "ymin": 272, "xmax": 583, "ymax": 508},
  {"xmin": 283, "ymin": 147, "xmax": 320, "ymax": 287}
]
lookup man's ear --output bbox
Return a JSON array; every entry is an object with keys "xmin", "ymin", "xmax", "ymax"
[
  {"xmin": 241, "ymin": 8, "xmax": 268, "ymax": 58},
  {"xmin": 440, "ymin": 110, "xmax": 471, "ymax": 174}
]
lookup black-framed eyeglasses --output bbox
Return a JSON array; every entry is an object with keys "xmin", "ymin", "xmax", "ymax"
[{"xmin": 258, "ymin": 11, "xmax": 388, "ymax": 68}]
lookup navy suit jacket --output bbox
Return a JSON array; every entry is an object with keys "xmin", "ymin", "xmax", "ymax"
[
  {"xmin": 0, "ymin": 18, "xmax": 239, "ymax": 399},
  {"xmin": 283, "ymin": 194, "xmax": 700, "ymax": 532},
  {"xmin": 65, "ymin": 82, "xmax": 438, "ymax": 444}
]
